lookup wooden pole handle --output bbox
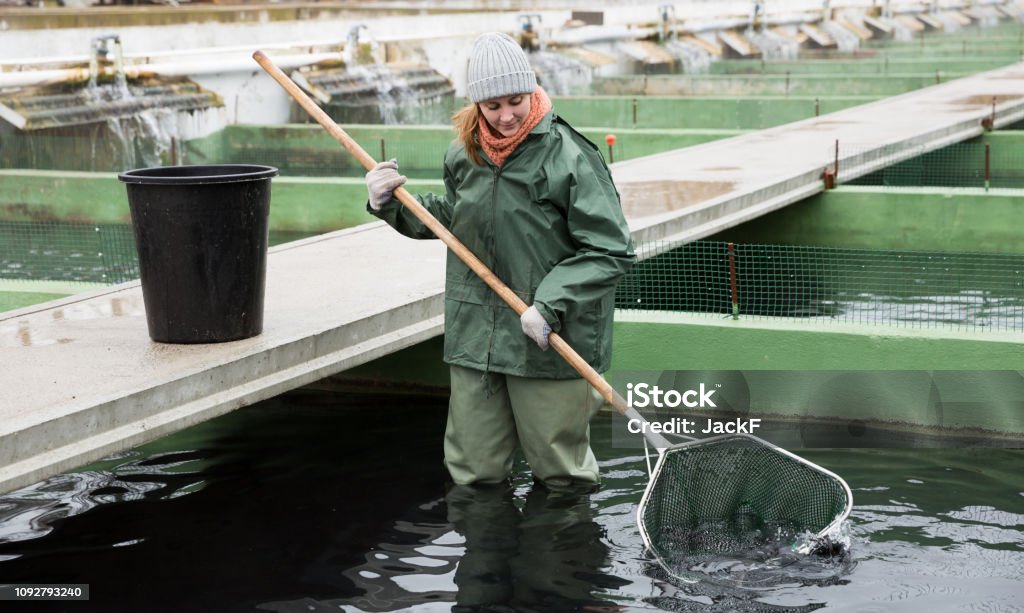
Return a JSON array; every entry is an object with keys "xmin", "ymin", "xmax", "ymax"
[{"xmin": 252, "ymin": 50, "xmax": 637, "ymax": 421}]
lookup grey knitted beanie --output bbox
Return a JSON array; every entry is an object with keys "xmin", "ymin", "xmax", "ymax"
[{"xmin": 466, "ymin": 32, "xmax": 537, "ymax": 103}]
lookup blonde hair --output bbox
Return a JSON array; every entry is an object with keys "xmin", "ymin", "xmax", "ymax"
[{"xmin": 452, "ymin": 103, "xmax": 485, "ymax": 166}]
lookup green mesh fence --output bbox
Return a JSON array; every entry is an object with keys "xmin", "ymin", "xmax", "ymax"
[
  {"xmin": 843, "ymin": 141, "xmax": 1024, "ymax": 189},
  {"xmin": 0, "ymin": 221, "xmax": 139, "ymax": 284},
  {"xmin": 615, "ymin": 241, "xmax": 1024, "ymax": 332},
  {"xmin": 0, "ymin": 220, "xmax": 309, "ymax": 287},
  {"xmin": 4, "ymin": 225, "xmax": 1023, "ymax": 332}
]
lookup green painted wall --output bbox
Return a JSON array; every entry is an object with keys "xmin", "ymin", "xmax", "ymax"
[
  {"xmin": 183, "ymin": 123, "xmax": 745, "ymax": 177},
  {"xmin": 321, "ymin": 315, "xmax": 1024, "ymax": 374},
  {"xmin": 0, "ymin": 169, "xmax": 442, "ymax": 232},
  {"xmin": 861, "ymin": 31, "xmax": 1024, "ymax": 56},
  {"xmin": 708, "ymin": 185, "xmax": 1024, "ymax": 253},
  {"xmin": 185, "ymin": 124, "xmax": 457, "ymax": 178},
  {"xmin": 552, "ymin": 96, "xmax": 877, "ymax": 129},
  {"xmin": 611, "ymin": 315, "xmax": 1024, "ymax": 437},
  {"xmin": 0, "ymin": 280, "xmax": 106, "ymax": 312},
  {"xmin": 980, "ymin": 131, "xmax": 1024, "ymax": 146},
  {"xmin": 611, "ymin": 313, "xmax": 1024, "ymax": 371},
  {"xmin": 318, "ymin": 314, "xmax": 1024, "ymax": 435},
  {"xmin": 4, "ymin": 167, "xmax": 1022, "ymax": 243},
  {"xmin": 0, "ymin": 170, "xmax": 129, "ymax": 224},
  {"xmin": 0, "ymin": 290, "xmax": 59, "ymax": 312},
  {"xmin": 708, "ymin": 57, "xmax": 1016, "ymax": 75},
  {"xmin": 593, "ymin": 74, "xmax": 967, "ymax": 97},
  {"xmin": 267, "ymin": 177, "xmax": 440, "ymax": 232}
]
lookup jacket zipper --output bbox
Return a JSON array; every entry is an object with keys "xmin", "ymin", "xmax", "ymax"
[{"xmin": 483, "ymin": 163, "xmax": 501, "ymax": 373}]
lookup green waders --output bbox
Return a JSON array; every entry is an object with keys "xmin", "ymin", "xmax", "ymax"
[{"xmin": 444, "ymin": 364, "xmax": 604, "ymax": 489}]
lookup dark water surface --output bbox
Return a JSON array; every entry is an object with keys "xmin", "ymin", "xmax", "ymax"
[{"xmin": 1, "ymin": 390, "xmax": 1022, "ymax": 612}]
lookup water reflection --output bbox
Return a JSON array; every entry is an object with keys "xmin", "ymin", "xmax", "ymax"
[
  {"xmin": 260, "ymin": 484, "xmax": 628, "ymax": 613},
  {"xmin": 0, "ymin": 393, "xmax": 1021, "ymax": 612},
  {"xmin": 446, "ymin": 484, "xmax": 626, "ymax": 612},
  {"xmin": 0, "ymin": 449, "xmax": 205, "ymax": 552}
]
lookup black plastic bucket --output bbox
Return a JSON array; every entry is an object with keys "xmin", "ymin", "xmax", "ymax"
[{"xmin": 119, "ymin": 164, "xmax": 278, "ymax": 344}]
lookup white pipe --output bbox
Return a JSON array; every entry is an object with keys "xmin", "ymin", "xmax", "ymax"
[
  {"xmin": 2, "ymin": 39, "xmax": 346, "ymax": 69},
  {"xmin": 0, "ymin": 51, "xmax": 341, "ymax": 89},
  {"xmin": 0, "ymin": 67, "xmax": 92, "ymax": 89}
]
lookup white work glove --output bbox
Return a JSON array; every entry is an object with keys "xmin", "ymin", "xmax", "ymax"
[
  {"xmin": 520, "ymin": 305, "xmax": 552, "ymax": 351},
  {"xmin": 365, "ymin": 159, "xmax": 407, "ymax": 210}
]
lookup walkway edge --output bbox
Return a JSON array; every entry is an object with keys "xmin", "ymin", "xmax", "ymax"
[{"xmin": 0, "ymin": 311, "xmax": 444, "ymax": 495}]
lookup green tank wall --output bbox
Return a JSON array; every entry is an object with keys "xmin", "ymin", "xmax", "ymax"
[
  {"xmin": 709, "ymin": 185, "xmax": 1024, "ymax": 254},
  {"xmin": 551, "ymin": 96, "xmax": 876, "ymax": 129},
  {"xmin": 182, "ymin": 123, "xmax": 745, "ymax": 177},
  {"xmin": 4, "ymin": 145, "xmax": 1023, "ymax": 240},
  {"xmin": 593, "ymin": 73, "xmax": 966, "ymax": 97},
  {"xmin": 325, "ymin": 315, "xmax": 1024, "ymax": 437},
  {"xmin": 609, "ymin": 314, "xmax": 1024, "ymax": 438},
  {"xmin": 708, "ymin": 56, "xmax": 1017, "ymax": 75},
  {"xmin": 0, "ymin": 169, "xmax": 441, "ymax": 232}
]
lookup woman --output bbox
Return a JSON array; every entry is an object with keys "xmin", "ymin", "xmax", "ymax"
[{"xmin": 365, "ymin": 32, "xmax": 634, "ymax": 492}]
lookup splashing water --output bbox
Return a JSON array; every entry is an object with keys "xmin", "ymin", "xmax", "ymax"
[
  {"xmin": 821, "ymin": 21, "xmax": 861, "ymax": 53},
  {"xmin": 666, "ymin": 40, "xmax": 713, "ymax": 74},
  {"xmin": 745, "ymin": 29, "xmax": 800, "ymax": 60},
  {"xmin": 891, "ymin": 20, "xmax": 916, "ymax": 42},
  {"xmin": 529, "ymin": 51, "xmax": 592, "ymax": 96},
  {"xmin": 80, "ymin": 79, "xmax": 177, "ymax": 169},
  {"xmin": 652, "ymin": 519, "xmax": 854, "ymax": 588}
]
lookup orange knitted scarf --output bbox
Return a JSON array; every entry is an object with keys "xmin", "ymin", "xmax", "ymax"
[{"xmin": 477, "ymin": 87, "xmax": 552, "ymax": 167}]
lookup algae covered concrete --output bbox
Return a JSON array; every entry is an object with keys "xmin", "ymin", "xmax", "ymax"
[
  {"xmin": 709, "ymin": 186, "xmax": 1024, "ymax": 254},
  {"xmin": 0, "ymin": 169, "xmax": 443, "ymax": 233},
  {"xmin": 610, "ymin": 312, "xmax": 1024, "ymax": 436},
  {"xmin": 0, "ymin": 170, "xmax": 129, "ymax": 225},
  {"xmin": 593, "ymin": 73, "xmax": 968, "ymax": 97},
  {"xmin": 708, "ymin": 57, "xmax": 1020, "ymax": 76},
  {"xmin": 612, "ymin": 312, "xmax": 1024, "ymax": 372},
  {"xmin": 0, "ymin": 281, "xmax": 105, "ymax": 313},
  {"xmin": 184, "ymin": 123, "xmax": 746, "ymax": 175},
  {"xmin": 313, "ymin": 313, "xmax": 1024, "ymax": 438},
  {"xmin": 552, "ymin": 96, "xmax": 878, "ymax": 130}
]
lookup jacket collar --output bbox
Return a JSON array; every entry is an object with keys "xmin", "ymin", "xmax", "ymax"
[{"xmin": 530, "ymin": 111, "xmax": 554, "ymax": 135}]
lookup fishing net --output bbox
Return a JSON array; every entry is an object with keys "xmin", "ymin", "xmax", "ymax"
[{"xmin": 637, "ymin": 434, "xmax": 852, "ymax": 570}]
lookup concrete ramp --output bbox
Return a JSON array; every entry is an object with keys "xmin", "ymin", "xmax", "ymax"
[
  {"xmin": 835, "ymin": 18, "xmax": 873, "ymax": 41},
  {"xmin": 679, "ymin": 34, "xmax": 723, "ymax": 57},
  {"xmin": 717, "ymin": 30, "xmax": 760, "ymax": 58},
  {"xmin": 916, "ymin": 14, "xmax": 945, "ymax": 30},
  {"xmin": 798, "ymin": 23, "xmax": 836, "ymax": 48},
  {"xmin": 862, "ymin": 16, "xmax": 894, "ymax": 37},
  {"xmin": 943, "ymin": 11, "xmax": 973, "ymax": 27},
  {"xmin": 3, "ymin": 63, "xmax": 1024, "ymax": 495},
  {"xmin": 896, "ymin": 15, "xmax": 927, "ymax": 32}
]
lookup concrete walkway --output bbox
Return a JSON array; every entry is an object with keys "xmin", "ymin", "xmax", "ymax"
[
  {"xmin": 2, "ymin": 63, "xmax": 1024, "ymax": 495},
  {"xmin": 618, "ymin": 62, "xmax": 1024, "ymax": 249}
]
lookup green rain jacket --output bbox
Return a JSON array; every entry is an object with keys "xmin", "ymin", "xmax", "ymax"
[{"xmin": 370, "ymin": 112, "xmax": 635, "ymax": 379}]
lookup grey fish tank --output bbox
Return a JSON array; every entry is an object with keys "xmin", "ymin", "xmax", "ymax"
[{"xmin": 0, "ymin": 390, "xmax": 1020, "ymax": 612}]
